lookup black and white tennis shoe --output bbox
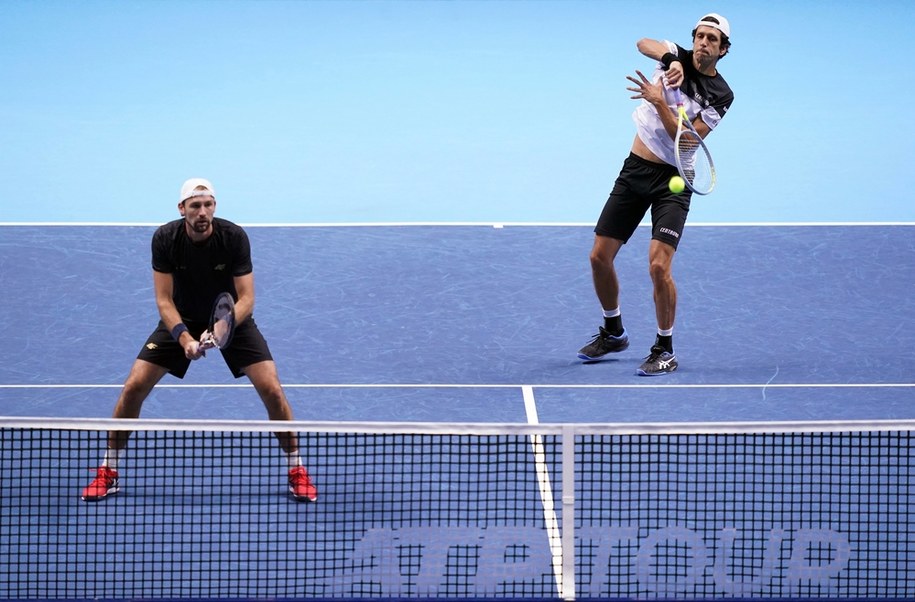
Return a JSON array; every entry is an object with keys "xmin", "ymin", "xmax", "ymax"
[
  {"xmin": 578, "ymin": 327, "xmax": 630, "ymax": 361},
  {"xmin": 636, "ymin": 345, "xmax": 678, "ymax": 376}
]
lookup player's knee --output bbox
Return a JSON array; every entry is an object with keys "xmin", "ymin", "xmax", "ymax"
[
  {"xmin": 120, "ymin": 378, "xmax": 151, "ymax": 404},
  {"xmin": 262, "ymin": 383, "xmax": 284, "ymax": 402},
  {"xmin": 589, "ymin": 248, "xmax": 612, "ymax": 272},
  {"xmin": 648, "ymin": 259, "xmax": 672, "ymax": 283},
  {"xmin": 114, "ymin": 386, "xmax": 147, "ymax": 418},
  {"xmin": 258, "ymin": 382, "xmax": 288, "ymax": 409}
]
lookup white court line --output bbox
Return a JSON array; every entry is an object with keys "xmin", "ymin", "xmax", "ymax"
[
  {"xmin": 522, "ymin": 385, "xmax": 566, "ymax": 598},
  {"xmin": 2, "ymin": 383, "xmax": 912, "ymax": 389}
]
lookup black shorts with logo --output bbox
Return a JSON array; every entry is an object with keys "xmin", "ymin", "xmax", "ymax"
[
  {"xmin": 595, "ymin": 153, "xmax": 692, "ymax": 250},
  {"xmin": 136, "ymin": 317, "xmax": 274, "ymax": 379}
]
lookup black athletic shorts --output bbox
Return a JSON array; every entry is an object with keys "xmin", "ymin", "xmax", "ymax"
[
  {"xmin": 595, "ymin": 153, "xmax": 692, "ymax": 250},
  {"xmin": 137, "ymin": 318, "xmax": 274, "ymax": 379}
]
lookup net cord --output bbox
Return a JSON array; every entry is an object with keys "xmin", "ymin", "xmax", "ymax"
[{"xmin": 3, "ymin": 415, "xmax": 914, "ymax": 435}]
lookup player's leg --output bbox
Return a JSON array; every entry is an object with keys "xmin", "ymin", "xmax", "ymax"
[
  {"xmin": 243, "ymin": 359, "xmax": 296, "ymax": 448},
  {"xmin": 648, "ymin": 238, "xmax": 677, "ymax": 340},
  {"xmin": 579, "ymin": 157, "xmax": 651, "ymax": 361},
  {"xmin": 83, "ymin": 323, "xmax": 186, "ymax": 501},
  {"xmin": 637, "ymin": 196, "xmax": 688, "ymax": 376},
  {"xmin": 578, "ymin": 234, "xmax": 631, "ymax": 361},
  {"xmin": 110, "ymin": 360, "xmax": 169, "ymax": 444},
  {"xmin": 589, "ymin": 234, "xmax": 624, "ymax": 312},
  {"xmin": 244, "ymin": 360, "xmax": 317, "ymax": 502},
  {"xmin": 227, "ymin": 320, "xmax": 317, "ymax": 502},
  {"xmin": 638, "ymin": 239, "xmax": 679, "ymax": 376},
  {"xmin": 82, "ymin": 360, "xmax": 168, "ymax": 501}
]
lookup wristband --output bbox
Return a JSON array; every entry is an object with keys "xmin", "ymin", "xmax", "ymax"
[
  {"xmin": 171, "ymin": 323, "xmax": 189, "ymax": 341},
  {"xmin": 660, "ymin": 52, "xmax": 679, "ymax": 69}
]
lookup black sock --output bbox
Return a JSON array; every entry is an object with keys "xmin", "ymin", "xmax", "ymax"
[
  {"xmin": 655, "ymin": 334, "xmax": 673, "ymax": 354},
  {"xmin": 603, "ymin": 315, "xmax": 623, "ymax": 336}
]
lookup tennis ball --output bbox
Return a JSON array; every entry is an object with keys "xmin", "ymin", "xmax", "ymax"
[{"xmin": 669, "ymin": 176, "xmax": 685, "ymax": 194}]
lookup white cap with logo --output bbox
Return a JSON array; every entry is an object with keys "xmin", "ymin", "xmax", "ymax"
[
  {"xmin": 180, "ymin": 178, "xmax": 216, "ymax": 203},
  {"xmin": 695, "ymin": 13, "xmax": 730, "ymax": 38}
]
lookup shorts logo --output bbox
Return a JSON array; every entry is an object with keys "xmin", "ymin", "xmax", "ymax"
[
  {"xmin": 146, "ymin": 343, "xmax": 158, "ymax": 350},
  {"xmin": 659, "ymin": 227, "xmax": 680, "ymax": 239}
]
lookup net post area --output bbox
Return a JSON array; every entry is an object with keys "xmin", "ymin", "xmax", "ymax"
[{"xmin": 1, "ymin": 416, "xmax": 914, "ymax": 601}]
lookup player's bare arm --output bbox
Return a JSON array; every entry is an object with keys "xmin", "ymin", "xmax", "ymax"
[
  {"xmin": 152, "ymin": 271, "xmax": 183, "ymax": 337},
  {"xmin": 691, "ymin": 117, "xmax": 711, "ymax": 140},
  {"xmin": 153, "ymin": 270, "xmax": 203, "ymax": 360},
  {"xmin": 232, "ymin": 272, "xmax": 256, "ymax": 326},
  {"xmin": 636, "ymin": 38, "xmax": 684, "ymax": 87}
]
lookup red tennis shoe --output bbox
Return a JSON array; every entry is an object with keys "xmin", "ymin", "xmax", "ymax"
[
  {"xmin": 82, "ymin": 466, "xmax": 120, "ymax": 501},
  {"xmin": 288, "ymin": 466, "xmax": 317, "ymax": 502}
]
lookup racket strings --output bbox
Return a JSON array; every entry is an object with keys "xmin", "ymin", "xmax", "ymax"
[
  {"xmin": 205, "ymin": 292, "xmax": 236, "ymax": 349},
  {"xmin": 676, "ymin": 130, "xmax": 713, "ymax": 193}
]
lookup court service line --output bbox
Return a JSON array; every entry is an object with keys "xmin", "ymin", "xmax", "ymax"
[{"xmin": 522, "ymin": 385, "xmax": 566, "ymax": 598}]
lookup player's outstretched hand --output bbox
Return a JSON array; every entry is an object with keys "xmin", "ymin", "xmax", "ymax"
[{"xmin": 626, "ymin": 70, "xmax": 666, "ymax": 107}]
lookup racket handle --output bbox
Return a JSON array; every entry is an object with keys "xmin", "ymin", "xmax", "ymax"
[
  {"xmin": 672, "ymin": 87, "xmax": 683, "ymax": 105},
  {"xmin": 196, "ymin": 330, "xmax": 216, "ymax": 355}
]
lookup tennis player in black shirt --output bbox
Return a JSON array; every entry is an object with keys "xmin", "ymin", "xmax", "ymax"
[
  {"xmin": 578, "ymin": 13, "xmax": 734, "ymax": 376},
  {"xmin": 82, "ymin": 178, "xmax": 317, "ymax": 502}
]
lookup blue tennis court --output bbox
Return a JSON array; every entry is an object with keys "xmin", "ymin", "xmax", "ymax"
[
  {"xmin": 1, "ymin": 224, "xmax": 913, "ymax": 421},
  {"xmin": 1, "ymin": 224, "xmax": 914, "ymax": 599}
]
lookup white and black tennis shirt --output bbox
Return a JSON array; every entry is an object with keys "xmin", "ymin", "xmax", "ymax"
[{"xmin": 633, "ymin": 41, "xmax": 734, "ymax": 167}]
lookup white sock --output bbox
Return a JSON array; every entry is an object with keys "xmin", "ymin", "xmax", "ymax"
[
  {"xmin": 658, "ymin": 327, "xmax": 673, "ymax": 337},
  {"xmin": 102, "ymin": 448, "xmax": 125, "ymax": 471},
  {"xmin": 286, "ymin": 451, "xmax": 303, "ymax": 469},
  {"xmin": 602, "ymin": 307, "xmax": 621, "ymax": 318}
]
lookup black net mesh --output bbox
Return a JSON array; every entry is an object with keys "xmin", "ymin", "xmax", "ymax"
[{"xmin": 1, "ymin": 421, "xmax": 912, "ymax": 600}]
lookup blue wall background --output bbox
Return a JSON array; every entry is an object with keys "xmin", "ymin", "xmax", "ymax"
[{"xmin": 2, "ymin": 0, "xmax": 913, "ymax": 225}]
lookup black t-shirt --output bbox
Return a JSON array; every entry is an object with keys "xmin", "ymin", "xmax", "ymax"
[
  {"xmin": 673, "ymin": 44, "xmax": 734, "ymax": 128},
  {"xmin": 151, "ymin": 218, "xmax": 252, "ymax": 323},
  {"xmin": 633, "ymin": 42, "xmax": 734, "ymax": 165}
]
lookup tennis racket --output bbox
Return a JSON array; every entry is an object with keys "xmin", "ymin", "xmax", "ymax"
[
  {"xmin": 672, "ymin": 87, "xmax": 716, "ymax": 195},
  {"xmin": 197, "ymin": 292, "xmax": 236, "ymax": 353}
]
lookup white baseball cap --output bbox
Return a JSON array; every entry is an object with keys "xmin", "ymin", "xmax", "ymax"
[
  {"xmin": 180, "ymin": 178, "xmax": 216, "ymax": 202},
  {"xmin": 695, "ymin": 13, "xmax": 730, "ymax": 39}
]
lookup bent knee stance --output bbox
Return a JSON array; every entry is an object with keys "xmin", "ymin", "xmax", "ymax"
[
  {"xmin": 589, "ymin": 238, "xmax": 621, "ymax": 273},
  {"xmin": 648, "ymin": 258, "xmax": 673, "ymax": 283},
  {"xmin": 590, "ymin": 248, "xmax": 611, "ymax": 271},
  {"xmin": 259, "ymin": 384, "xmax": 287, "ymax": 409}
]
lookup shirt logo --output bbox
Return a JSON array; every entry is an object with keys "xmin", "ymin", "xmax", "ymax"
[
  {"xmin": 146, "ymin": 343, "xmax": 158, "ymax": 350},
  {"xmin": 214, "ymin": 264, "xmax": 226, "ymax": 271}
]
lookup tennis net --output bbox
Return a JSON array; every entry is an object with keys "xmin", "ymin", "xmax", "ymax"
[{"xmin": 1, "ymin": 417, "xmax": 912, "ymax": 600}]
